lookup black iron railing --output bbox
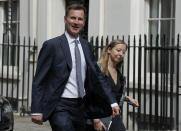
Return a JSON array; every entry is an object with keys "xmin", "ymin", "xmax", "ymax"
[
  {"xmin": 89, "ymin": 34, "xmax": 181, "ymax": 131},
  {"xmin": 0, "ymin": 34, "xmax": 180, "ymax": 130},
  {"xmin": 0, "ymin": 35, "xmax": 37, "ymax": 116}
]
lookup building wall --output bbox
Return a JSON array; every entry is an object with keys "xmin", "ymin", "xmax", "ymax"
[
  {"xmin": 18, "ymin": 0, "xmax": 37, "ymax": 45},
  {"xmin": 0, "ymin": 3, "xmax": 3, "ymax": 66},
  {"xmin": 29, "ymin": 0, "xmax": 37, "ymax": 43},
  {"xmin": 34, "ymin": 0, "xmax": 65, "ymax": 52},
  {"xmin": 88, "ymin": 0, "xmax": 131, "ymax": 38},
  {"xmin": 130, "ymin": 0, "xmax": 146, "ymax": 35},
  {"xmin": 19, "ymin": 0, "xmax": 29, "ymax": 39},
  {"xmin": 175, "ymin": 4, "xmax": 181, "ymax": 126},
  {"xmin": 174, "ymin": 0, "xmax": 181, "ymax": 126},
  {"xmin": 88, "ymin": 0, "xmax": 102, "ymax": 37},
  {"xmin": 175, "ymin": 0, "xmax": 181, "ymax": 34},
  {"xmin": 0, "ymin": 3, "xmax": 3, "ymax": 44},
  {"xmin": 51, "ymin": 0, "xmax": 65, "ymax": 38},
  {"xmin": 1, "ymin": 0, "xmax": 181, "ymax": 47},
  {"xmin": 104, "ymin": 0, "xmax": 131, "ymax": 36}
]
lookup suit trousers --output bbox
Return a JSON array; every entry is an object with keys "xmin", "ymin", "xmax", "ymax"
[{"xmin": 49, "ymin": 98, "xmax": 86, "ymax": 131}]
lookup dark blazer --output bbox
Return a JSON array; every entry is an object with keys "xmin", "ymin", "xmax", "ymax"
[{"xmin": 31, "ymin": 34, "xmax": 116, "ymax": 121}]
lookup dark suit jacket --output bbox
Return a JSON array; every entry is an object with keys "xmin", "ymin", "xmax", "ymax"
[{"xmin": 31, "ymin": 34, "xmax": 116, "ymax": 121}]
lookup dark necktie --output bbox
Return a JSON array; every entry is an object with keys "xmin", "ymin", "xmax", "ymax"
[{"xmin": 74, "ymin": 40, "xmax": 84, "ymax": 98}]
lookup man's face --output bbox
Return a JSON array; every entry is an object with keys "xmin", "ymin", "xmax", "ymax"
[{"xmin": 64, "ymin": 9, "xmax": 85, "ymax": 38}]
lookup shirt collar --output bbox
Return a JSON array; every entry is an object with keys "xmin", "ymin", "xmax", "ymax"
[{"xmin": 65, "ymin": 31, "xmax": 80, "ymax": 44}]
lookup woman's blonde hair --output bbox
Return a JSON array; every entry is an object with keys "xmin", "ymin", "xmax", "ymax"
[{"xmin": 98, "ymin": 40, "xmax": 127, "ymax": 76}]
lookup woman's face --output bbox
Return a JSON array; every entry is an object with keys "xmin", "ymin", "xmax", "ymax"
[{"xmin": 108, "ymin": 44, "xmax": 127, "ymax": 65}]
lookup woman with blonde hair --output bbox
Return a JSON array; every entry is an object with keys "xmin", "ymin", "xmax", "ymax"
[{"xmin": 88, "ymin": 40, "xmax": 139, "ymax": 131}]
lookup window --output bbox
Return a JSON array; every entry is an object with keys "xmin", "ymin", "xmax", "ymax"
[
  {"xmin": 147, "ymin": 0, "xmax": 175, "ymax": 73},
  {"xmin": 148, "ymin": 0, "xmax": 175, "ymax": 44},
  {"xmin": 1, "ymin": 0, "xmax": 19, "ymax": 66}
]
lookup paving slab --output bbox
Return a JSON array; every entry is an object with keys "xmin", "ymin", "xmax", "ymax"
[{"xmin": 14, "ymin": 115, "xmax": 51, "ymax": 131}]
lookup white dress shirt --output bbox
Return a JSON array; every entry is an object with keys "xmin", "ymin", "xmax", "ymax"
[{"xmin": 61, "ymin": 31, "xmax": 87, "ymax": 98}]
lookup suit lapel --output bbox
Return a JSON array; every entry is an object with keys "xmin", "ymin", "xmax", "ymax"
[
  {"xmin": 59, "ymin": 34, "xmax": 72, "ymax": 69},
  {"xmin": 59, "ymin": 35, "xmax": 90, "ymax": 70}
]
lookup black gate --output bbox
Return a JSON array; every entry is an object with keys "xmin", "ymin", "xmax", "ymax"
[{"xmin": 0, "ymin": 34, "xmax": 37, "ymax": 115}]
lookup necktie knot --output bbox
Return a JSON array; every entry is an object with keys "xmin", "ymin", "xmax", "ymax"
[{"xmin": 74, "ymin": 40, "xmax": 79, "ymax": 45}]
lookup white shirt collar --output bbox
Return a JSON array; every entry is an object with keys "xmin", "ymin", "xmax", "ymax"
[{"xmin": 65, "ymin": 31, "xmax": 80, "ymax": 44}]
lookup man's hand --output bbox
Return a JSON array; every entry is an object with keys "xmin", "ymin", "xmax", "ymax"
[
  {"xmin": 93, "ymin": 119, "xmax": 107, "ymax": 131},
  {"xmin": 32, "ymin": 115, "xmax": 43, "ymax": 125},
  {"xmin": 112, "ymin": 106, "xmax": 120, "ymax": 118}
]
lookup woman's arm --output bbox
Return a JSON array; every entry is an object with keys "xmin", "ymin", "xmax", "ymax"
[{"xmin": 125, "ymin": 96, "xmax": 139, "ymax": 107}]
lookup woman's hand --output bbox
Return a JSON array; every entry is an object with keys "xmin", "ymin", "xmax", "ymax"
[
  {"xmin": 93, "ymin": 119, "xmax": 107, "ymax": 131},
  {"xmin": 126, "ymin": 96, "xmax": 139, "ymax": 107}
]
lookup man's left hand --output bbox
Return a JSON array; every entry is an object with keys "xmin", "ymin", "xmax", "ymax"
[{"xmin": 112, "ymin": 106, "xmax": 120, "ymax": 118}]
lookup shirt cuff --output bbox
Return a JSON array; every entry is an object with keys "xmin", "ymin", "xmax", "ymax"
[
  {"xmin": 31, "ymin": 113, "xmax": 43, "ymax": 116},
  {"xmin": 111, "ymin": 103, "xmax": 118, "ymax": 107}
]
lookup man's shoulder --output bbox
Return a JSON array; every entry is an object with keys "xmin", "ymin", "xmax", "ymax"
[
  {"xmin": 46, "ymin": 34, "xmax": 65, "ymax": 43},
  {"xmin": 43, "ymin": 34, "xmax": 66, "ymax": 48}
]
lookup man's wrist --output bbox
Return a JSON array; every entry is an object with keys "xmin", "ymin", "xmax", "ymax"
[
  {"xmin": 31, "ymin": 113, "xmax": 43, "ymax": 116},
  {"xmin": 93, "ymin": 119, "xmax": 101, "ymax": 124}
]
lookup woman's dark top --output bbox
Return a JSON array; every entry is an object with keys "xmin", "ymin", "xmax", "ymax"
[
  {"xmin": 86, "ymin": 67, "xmax": 126, "ymax": 131},
  {"xmin": 107, "ymin": 68, "xmax": 126, "ymax": 104}
]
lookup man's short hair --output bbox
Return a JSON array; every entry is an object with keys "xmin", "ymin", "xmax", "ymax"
[{"xmin": 65, "ymin": 3, "xmax": 86, "ymax": 17}]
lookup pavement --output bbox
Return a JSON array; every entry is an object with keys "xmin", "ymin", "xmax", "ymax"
[{"xmin": 14, "ymin": 115, "xmax": 51, "ymax": 131}]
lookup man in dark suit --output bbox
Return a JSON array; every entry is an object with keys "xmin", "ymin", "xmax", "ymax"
[{"xmin": 31, "ymin": 3, "xmax": 120, "ymax": 131}]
